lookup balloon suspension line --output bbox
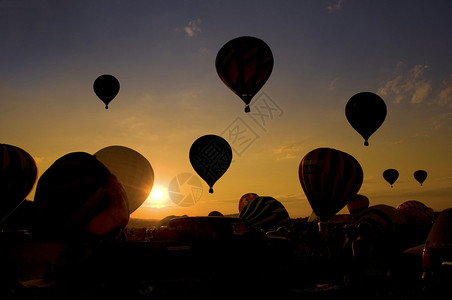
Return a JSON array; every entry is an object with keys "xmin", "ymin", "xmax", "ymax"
[{"xmin": 245, "ymin": 105, "xmax": 250, "ymax": 113}]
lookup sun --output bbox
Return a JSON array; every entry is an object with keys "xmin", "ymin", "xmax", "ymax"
[{"xmin": 143, "ymin": 184, "xmax": 169, "ymax": 208}]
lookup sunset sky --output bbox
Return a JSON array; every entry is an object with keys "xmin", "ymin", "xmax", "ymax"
[{"xmin": 2, "ymin": 0, "xmax": 452, "ymax": 220}]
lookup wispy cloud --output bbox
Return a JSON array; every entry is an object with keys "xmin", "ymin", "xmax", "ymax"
[
  {"xmin": 327, "ymin": 0, "xmax": 344, "ymax": 13},
  {"xmin": 274, "ymin": 144, "xmax": 303, "ymax": 160},
  {"xmin": 183, "ymin": 18, "xmax": 201, "ymax": 38},
  {"xmin": 438, "ymin": 76, "xmax": 452, "ymax": 107},
  {"xmin": 378, "ymin": 62, "xmax": 432, "ymax": 104}
]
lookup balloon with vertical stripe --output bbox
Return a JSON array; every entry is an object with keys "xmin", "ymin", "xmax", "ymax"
[
  {"xmin": 239, "ymin": 196, "xmax": 291, "ymax": 231},
  {"xmin": 299, "ymin": 147, "xmax": 363, "ymax": 222},
  {"xmin": 1, "ymin": 144, "xmax": 37, "ymax": 222},
  {"xmin": 215, "ymin": 36, "xmax": 274, "ymax": 112},
  {"xmin": 238, "ymin": 192, "xmax": 259, "ymax": 213}
]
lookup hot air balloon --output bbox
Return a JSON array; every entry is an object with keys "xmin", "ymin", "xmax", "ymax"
[
  {"xmin": 238, "ymin": 192, "xmax": 259, "ymax": 213},
  {"xmin": 0, "ymin": 144, "xmax": 37, "ymax": 223},
  {"xmin": 94, "ymin": 145, "xmax": 154, "ymax": 214},
  {"xmin": 189, "ymin": 135, "xmax": 232, "ymax": 193},
  {"xmin": 33, "ymin": 152, "xmax": 129, "ymax": 238},
  {"xmin": 383, "ymin": 169, "xmax": 399, "ymax": 187},
  {"xmin": 215, "ymin": 36, "xmax": 274, "ymax": 113},
  {"xmin": 239, "ymin": 196, "xmax": 291, "ymax": 231},
  {"xmin": 298, "ymin": 147, "xmax": 363, "ymax": 222},
  {"xmin": 397, "ymin": 200, "xmax": 435, "ymax": 225},
  {"xmin": 345, "ymin": 92, "xmax": 387, "ymax": 146},
  {"xmin": 93, "ymin": 74, "xmax": 120, "ymax": 109},
  {"xmin": 414, "ymin": 170, "xmax": 427, "ymax": 186},
  {"xmin": 347, "ymin": 194, "xmax": 370, "ymax": 215}
]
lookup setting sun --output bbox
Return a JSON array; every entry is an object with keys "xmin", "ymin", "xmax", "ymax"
[{"xmin": 142, "ymin": 184, "xmax": 169, "ymax": 209}]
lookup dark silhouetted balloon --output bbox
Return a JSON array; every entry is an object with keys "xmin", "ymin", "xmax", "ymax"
[
  {"xmin": 215, "ymin": 36, "xmax": 273, "ymax": 113},
  {"xmin": 347, "ymin": 194, "xmax": 370, "ymax": 215},
  {"xmin": 93, "ymin": 74, "xmax": 120, "ymax": 109},
  {"xmin": 414, "ymin": 170, "xmax": 427, "ymax": 186},
  {"xmin": 94, "ymin": 145, "xmax": 154, "ymax": 214},
  {"xmin": 299, "ymin": 148, "xmax": 363, "ymax": 222},
  {"xmin": 189, "ymin": 135, "xmax": 232, "ymax": 193},
  {"xmin": 1, "ymin": 144, "xmax": 37, "ymax": 223},
  {"xmin": 33, "ymin": 152, "xmax": 129, "ymax": 238},
  {"xmin": 346, "ymin": 92, "xmax": 387, "ymax": 146},
  {"xmin": 383, "ymin": 169, "xmax": 399, "ymax": 187},
  {"xmin": 397, "ymin": 200, "xmax": 434, "ymax": 225},
  {"xmin": 208, "ymin": 211, "xmax": 224, "ymax": 217},
  {"xmin": 239, "ymin": 196, "xmax": 291, "ymax": 231},
  {"xmin": 238, "ymin": 192, "xmax": 259, "ymax": 213}
]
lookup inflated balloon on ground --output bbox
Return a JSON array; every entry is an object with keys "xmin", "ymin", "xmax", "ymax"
[
  {"xmin": 33, "ymin": 152, "xmax": 129, "ymax": 238},
  {"xmin": 0, "ymin": 144, "xmax": 37, "ymax": 223},
  {"xmin": 94, "ymin": 145, "xmax": 154, "ymax": 214}
]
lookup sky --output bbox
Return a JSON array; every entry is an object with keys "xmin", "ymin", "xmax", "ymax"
[{"xmin": 2, "ymin": 0, "xmax": 452, "ymax": 220}]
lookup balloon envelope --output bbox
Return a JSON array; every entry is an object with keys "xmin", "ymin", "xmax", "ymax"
[
  {"xmin": 93, "ymin": 74, "xmax": 120, "ymax": 109},
  {"xmin": 215, "ymin": 36, "xmax": 274, "ymax": 112},
  {"xmin": 94, "ymin": 146, "xmax": 154, "ymax": 214},
  {"xmin": 0, "ymin": 144, "xmax": 37, "ymax": 222},
  {"xmin": 299, "ymin": 147, "xmax": 363, "ymax": 221},
  {"xmin": 238, "ymin": 192, "xmax": 259, "ymax": 213},
  {"xmin": 397, "ymin": 200, "xmax": 435, "ymax": 225},
  {"xmin": 33, "ymin": 152, "xmax": 129, "ymax": 237},
  {"xmin": 347, "ymin": 194, "xmax": 370, "ymax": 215},
  {"xmin": 239, "ymin": 196, "xmax": 291, "ymax": 231},
  {"xmin": 189, "ymin": 135, "xmax": 232, "ymax": 193},
  {"xmin": 413, "ymin": 170, "xmax": 427, "ymax": 186},
  {"xmin": 345, "ymin": 92, "xmax": 387, "ymax": 146},
  {"xmin": 383, "ymin": 169, "xmax": 399, "ymax": 187}
]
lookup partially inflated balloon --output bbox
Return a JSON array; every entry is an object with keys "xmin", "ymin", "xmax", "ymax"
[
  {"xmin": 94, "ymin": 146, "xmax": 154, "ymax": 214},
  {"xmin": 239, "ymin": 196, "xmax": 291, "ymax": 231},
  {"xmin": 299, "ymin": 148, "xmax": 363, "ymax": 222},
  {"xmin": 33, "ymin": 152, "xmax": 129, "ymax": 238},
  {"xmin": 347, "ymin": 194, "xmax": 369, "ymax": 215},
  {"xmin": 0, "ymin": 144, "xmax": 37, "ymax": 222},
  {"xmin": 215, "ymin": 36, "xmax": 274, "ymax": 112},
  {"xmin": 346, "ymin": 92, "xmax": 387, "ymax": 146},
  {"xmin": 413, "ymin": 170, "xmax": 427, "ymax": 186},
  {"xmin": 238, "ymin": 192, "xmax": 259, "ymax": 213},
  {"xmin": 189, "ymin": 135, "xmax": 232, "ymax": 193},
  {"xmin": 397, "ymin": 200, "xmax": 434, "ymax": 225},
  {"xmin": 383, "ymin": 169, "xmax": 399, "ymax": 187},
  {"xmin": 93, "ymin": 74, "xmax": 120, "ymax": 109}
]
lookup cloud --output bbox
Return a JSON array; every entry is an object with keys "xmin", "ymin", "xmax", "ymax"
[
  {"xmin": 378, "ymin": 63, "xmax": 432, "ymax": 104},
  {"xmin": 274, "ymin": 144, "xmax": 303, "ymax": 160},
  {"xmin": 327, "ymin": 0, "xmax": 344, "ymax": 13},
  {"xmin": 183, "ymin": 18, "xmax": 201, "ymax": 38},
  {"xmin": 438, "ymin": 76, "xmax": 452, "ymax": 107}
]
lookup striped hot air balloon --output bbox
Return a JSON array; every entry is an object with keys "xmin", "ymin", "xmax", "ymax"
[
  {"xmin": 33, "ymin": 152, "xmax": 129, "ymax": 238},
  {"xmin": 239, "ymin": 196, "xmax": 291, "ymax": 231},
  {"xmin": 215, "ymin": 36, "xmax": 274, "ymax": 112},
  {"xmin": 238, "ymin": 192, "xmax": 259, "ymax": 213},
  {"xmin": 355, "ymin": 204, "xmax": 407, "ymax": 234},
  {"xmin": 299, "ymin": 148, "xmax": 363, "ymax": 222},
  {"xmin": 397, "ymin": 200, "xmax": 435, "ymax": 225},
  {"xmin": 0, "ymin": 144, "xmax": 37, "ymax": 222}
]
